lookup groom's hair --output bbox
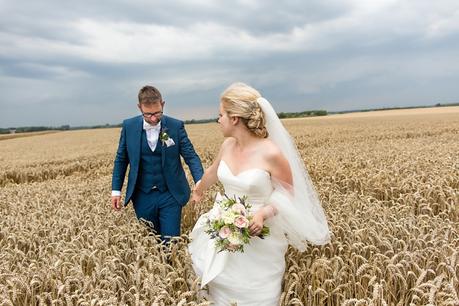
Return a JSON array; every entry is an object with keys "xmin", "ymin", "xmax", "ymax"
[{"xmin": 138, "ymin": 85, "xmax": 162, "ymax": 105}]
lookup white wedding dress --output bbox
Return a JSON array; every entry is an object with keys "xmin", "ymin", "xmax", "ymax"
[
  {"xmin": 189, "ymin": 160, "xmax": 289, "ymax": 306},
  {"xmin": 189, "ymin": 96, "xmax": 330, "ymax": 305}
]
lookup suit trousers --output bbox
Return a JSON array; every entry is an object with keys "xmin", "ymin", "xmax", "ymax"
[{"xmin": 131, "ymin": 188, "xmax": 182, "ymax": 241}]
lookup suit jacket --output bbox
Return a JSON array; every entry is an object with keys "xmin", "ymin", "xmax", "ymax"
[{"xmin": 112, "ymin": 115, "xmax": 204, "ymax": 206}]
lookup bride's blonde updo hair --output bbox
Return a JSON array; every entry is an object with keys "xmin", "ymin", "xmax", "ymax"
[{"xmin": 220, "ymin": 82, "xmax": 269, "ymax": 138}]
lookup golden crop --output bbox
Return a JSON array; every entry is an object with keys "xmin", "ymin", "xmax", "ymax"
[{"xmin": 0, "ymin": 107, "xmax": 458, "ymax": 305}]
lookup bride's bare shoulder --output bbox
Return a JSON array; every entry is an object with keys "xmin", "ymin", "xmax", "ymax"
[
  {"xmin": 260, "ymin": 138, "xmax": 282, "ymax": 155},
  {"xmin": 261, "ymin": 139, "xmax": 289, "ymax": 165},
  {"xmin": 261, "ymin": 139, "xmax": 293, "ymax": 183},
  {"xmin": 213, "ymin": 138, "xmax": 236, "ymax": 165}
]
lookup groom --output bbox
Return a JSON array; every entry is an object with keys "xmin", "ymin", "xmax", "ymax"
[{"xmin": 111, "ymin": 85, "xmax": 203, "ymax": 241}]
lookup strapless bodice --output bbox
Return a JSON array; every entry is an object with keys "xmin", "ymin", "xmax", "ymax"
[{"xmin": 217, "ymin": 160, "xmax": 273, "ymax": 208}]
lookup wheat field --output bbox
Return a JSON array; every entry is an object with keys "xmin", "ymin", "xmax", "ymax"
[{"xmin": 0, "ymin": 107, "xmax": 458, "ymax": 305}]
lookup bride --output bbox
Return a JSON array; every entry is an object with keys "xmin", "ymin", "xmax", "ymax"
[{"xmin": 188, "ymin": 82, "xmax": 331, "ymax": 305}]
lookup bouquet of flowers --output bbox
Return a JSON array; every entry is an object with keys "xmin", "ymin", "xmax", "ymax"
[{"xmin": 204, "ymin": 193, "xmax": 270, "ymax": 253}]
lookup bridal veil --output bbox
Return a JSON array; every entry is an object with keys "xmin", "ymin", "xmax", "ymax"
[{"xmin": 257, "ymin": 97, "xmax": 331, "ymax": 250}]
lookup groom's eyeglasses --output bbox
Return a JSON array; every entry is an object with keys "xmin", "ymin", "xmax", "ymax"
[{"xmin": 142, "ymin": 111, "xmax": 163, "ymax": 118}]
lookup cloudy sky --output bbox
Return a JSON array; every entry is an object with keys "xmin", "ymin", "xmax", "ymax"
[{"xmin": 1, "ymin": 0, "xmax": 458, "ymax": 127}]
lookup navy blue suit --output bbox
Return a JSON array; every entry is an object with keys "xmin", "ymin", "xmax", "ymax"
[{"xmin": 112, "ymin": 115, "xmax": 203, "ymax": 239}]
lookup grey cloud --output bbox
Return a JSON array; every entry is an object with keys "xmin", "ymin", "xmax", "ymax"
[{"xmin": 1, "ymin": 0, "xmax": 458, "ymax": 127}]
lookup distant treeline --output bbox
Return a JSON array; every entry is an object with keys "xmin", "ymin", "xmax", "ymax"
[
  {"xmin": 0, "ymin": 124, "xmax": 122, "ymax": 134},
  {"xmin": 0, "ymin": 125, "xmax": 69, "ymax": 134},
  {"xmin": 329, "ymin": 102, "xmax": 459, "ymax": 114},
  {"xmin": 2, "ymin": 102, "xmax": 457, "ymax": 134},
  {"xmin": 278, "ymin": 110, "xmax": 327, "ymax": 118}
]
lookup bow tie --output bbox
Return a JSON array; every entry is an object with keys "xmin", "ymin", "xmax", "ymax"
[{"xmin": 143, "ymin": 121, "xmax": 161, "ymax": 131}]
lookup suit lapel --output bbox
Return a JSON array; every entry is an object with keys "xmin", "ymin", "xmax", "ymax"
[
  {"xmin": 134, "ymin": 116, "xmax": 143, "ymax": 164},
  {"xmin": 160, "ymin": 116, "xmax": 168, "ymax": 167}
]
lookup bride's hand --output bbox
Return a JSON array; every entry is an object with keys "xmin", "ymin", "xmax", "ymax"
[
  {"xmin": 191, "ymin": 181, "xmax": 203, "ymax": 203},
  {"xmin": 249, "ymin": 212, "xmax": 264, "ymax": 236},
  {"xmin": 191, "ymin": 190, "xmax": 203, "ymax": 203}
]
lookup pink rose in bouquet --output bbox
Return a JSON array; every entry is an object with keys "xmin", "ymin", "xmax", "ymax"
[
  {"xmin": 219, "ymin": 226, "xmax": 231, "ymax": 239},
  {"xmin": 234, "ymin": 216, "xmax": 249, "ymax": 229},
  {"xmin": 204, "ymin": 193, "xmax": 270, "ymax": 253}
]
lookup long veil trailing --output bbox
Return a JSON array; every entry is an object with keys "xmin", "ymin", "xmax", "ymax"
[{"xmin": 257, "ymin": 97, "xmax": 331, "ymax": 250}]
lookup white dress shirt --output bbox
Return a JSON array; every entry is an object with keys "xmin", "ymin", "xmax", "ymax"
[
  {"xmin": 111, "ymin": 120, "xmax": 161, "ymax": 197},
  {"xmin": 143, "ymin": 119, "xmax": 162, "ymax": 151}
]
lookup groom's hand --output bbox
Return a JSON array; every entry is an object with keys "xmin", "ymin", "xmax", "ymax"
[{"xmin": 111, "ymin": 196, "xmax": 122, "ymax": 210}]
